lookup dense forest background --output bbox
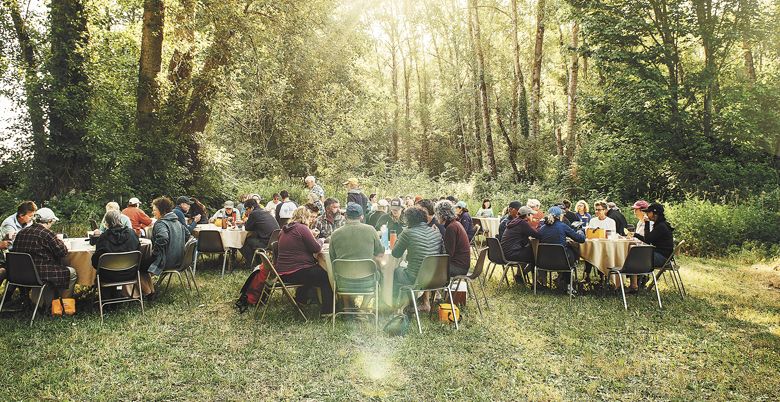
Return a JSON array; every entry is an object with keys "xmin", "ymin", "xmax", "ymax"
[{"xmin": 1, "ymin": 1, "xmax": 779, "ymax": 225}]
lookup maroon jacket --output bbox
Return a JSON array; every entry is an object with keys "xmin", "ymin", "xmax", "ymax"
[
  {"xmin": 443, "ymin": 220, "xmax": 470, "ymax": 271},
  {"xmin": 275, "ymin": 222, "xmax": 322, "ymax": 275}
]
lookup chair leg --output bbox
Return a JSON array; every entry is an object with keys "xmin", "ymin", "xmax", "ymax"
[
  {"xmin": 188, "ymin": 269, "xmax": 202, "ymax": 299},
  {"xmin": 331, "ymin": 289, "xmax": 337, "ymax": 329},
  {"xmin": 467, "ymin": 279, "xmax": 482, "ymax": 318},
  {"xmin": 221, "ymin": 251, "xmax": 228, "ymax": 277},
  {"xmin": 260, "ymin": 289, "xmax": 273, "ymax": 322},
  {"xmin": 618, "ymin": 273, "xmax": 627, "ymax": 310},
  {"xmin": 0, "ymin": 282, "xmax": 9, "ymax": 313},
  {"xmin": 410, "ymin": 289, "xmax": 422, "ymax": 334},
  {"xmin": 97, "ymin": 276, "xmax": 105, "ymax": 324},
  {"xmin": 375, "ymin": 283, "xmax": 379, "ymax": 332},
  {"xmin": 479, "ymin": 278, "xmax": 490, "ymax": 309},
  {"xmin": 138, "ymin": 272, "xmax": 145, "ymax": 314},
  {"xmin": 652, "ymin": 273, "xmax": 663, "ymax": 308},
  {"xmin": 193, "ymin": 250, "xmax": 199, "ymax": 275},
  {"xmin": 447, "ymin": 288, "xmax": 459, "ymax": 330},
  {"xmin": 569, "ymin": 269, "xmax": 574, "ymax": 303},
  {"xmin": 176, "ymin": 272, "xmax": 190, "ymax": 306},
  {"xmin": 675, "ymin": 269, "xmax": 686, "ymax": 298},
  {"xmin": 533, "ymin": 267, "xmax": 538, "ymax": 294},
  {"xmin": 31, "ymin": 284, "xmax": 45, "ymax": 327}
]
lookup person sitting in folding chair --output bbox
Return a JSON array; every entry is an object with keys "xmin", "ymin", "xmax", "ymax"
[
  {"xmin": 92, "ymin": 210, "xmax": 141, "ymax": 299},
  {"xmin": 631, "ymin": 203, "xmax": 675, "ymax": 268},
  {"xmin": 392, "ymin": 206, "xmax": 443, "ymax": 313},
  {"xmin": 275, "ymin": 206, "xmax": 334, "ymax": 317},
  {"xmin": 141, "ymin": 197, "xmax": 191, "ymax": 298},
  {"xmin": 434, "ymin": 200, "xmax": 470, "ymax": 277},
  {"xmin": 500, "ymin": 206, "xmax": 540, "ymax": 284},
  {"xmin": 239, "ymin": 198, "xmax": 279, "ymax": 267},
  {"xmin": 537, "ymin": 206, "xmax": 584, "ymax": 291}
]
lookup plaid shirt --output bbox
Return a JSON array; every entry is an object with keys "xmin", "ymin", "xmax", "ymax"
[
  {"xmin": 314, "ymin": 212, "xmax": 345, "ymax": 239},
  {"xmin": 11, "ymin": 223, "xmax": 70, "ymax": 289}
]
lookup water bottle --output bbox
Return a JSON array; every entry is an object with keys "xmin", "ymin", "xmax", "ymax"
[{"xmin": 380, "ymin": 224, "xmax": 389, "ymax": 250}]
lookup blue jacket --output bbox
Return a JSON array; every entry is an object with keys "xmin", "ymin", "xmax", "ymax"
[{"xmin": 538, "ymin": 220, "xmax": 585, "ymax": 246}]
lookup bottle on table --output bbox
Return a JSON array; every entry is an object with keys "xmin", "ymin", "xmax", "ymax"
[
  {"xmin": 389, "ymin": 230, "xmax": 397, "ymax": 249},
  {"xmin": 380, "ymin": 224, "xmax": 389, "ymax": 250}
]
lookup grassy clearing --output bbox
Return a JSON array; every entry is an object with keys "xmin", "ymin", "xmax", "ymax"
[{"xmin": 1, "ymin": 256, "xmax": 779, "ymax": 400}]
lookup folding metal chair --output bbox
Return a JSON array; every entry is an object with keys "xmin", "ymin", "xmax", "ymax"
[
  {"xmin": 193, "ymin": 229, "xmax": 229, "ymax": 277},
  {"xmin": 535, "ymin": 243, "xmax": 578, "ymax": 301},
  {"xmin": 609, "ymin": 245, "xmax": 662, "ymax": 309},
  {"xmin": 254, "ymin": 248, "xmax": 307, "ymax": 322},
  {"xmin": 469, "ymin": 224, "xmax": 482, "ymax": 258},
  {"xmin": 0, "ymin": 252, "xmax": 49, "ymax": 326},
  {"xmin": 485, "ymin": 237, "xmax": 527, "ymax": 287},
  {"xmin": 250, "ymin": 228, "xmax": 282, "ymax": 268},
  {"xmin": 397, "ymin": 254, "xmax": 458, "ymax": 334},
  {"xmin": 156, "ymin": 238, "xmax": 200, "ymax": 305},
  {"xmin": 450, "ymin": 247, "xmax": 489, "ymax": 317},
  {"xmin": 331, "ymin": 259, "xmax": 380, "ymax": 330},
  {"xmin": 651, "ymin": 240, "xmax": 686, "ymax": 299},
  {"xmin": 96, "ymin": 250, "xmax": 144, "ymax": 324}
]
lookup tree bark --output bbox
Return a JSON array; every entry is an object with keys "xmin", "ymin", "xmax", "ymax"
[
  {"xmin": 47, "ymin": 0, "xmax": 92, "ymax": 196},
  {"xmin": 511, "ymin": 0, "xmax": 530, "ymax": 141},
  {"xmin": 136, "ymin": 0, "xmax": 164, "ymax": 137},
  {"xmin": 466, "ymin": 1, "xmax": 483, "ymax": 172},
  {"xmin": 469, "ymin": 0, "xmax": 497, "ymax": 178},
  {"xmin": 495, "ymin": 95, "xmax": 522, "ymax": 183},
  {"xmin": 388, "ymin": 8, "xmax": 401, "ymax": 162},
  {"xmin": 5, "ymin": 0, "xmax": 47, "ymax": 198},
  {"xmin": 694, "ymin": 0, "xmax": 714, "ymax": 140},
  {"xmin": 530, "ymin": 0, "xmax": 546, "ymax": 139},
  {"xmin": 565, "ymin": 22, "xmax": 580, "ymax": 165}
]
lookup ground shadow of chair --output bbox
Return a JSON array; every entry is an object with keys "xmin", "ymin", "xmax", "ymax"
[
  {"xmin": 0, "ymin": 252, "xmax": 49, "ymax": 326},
  {"xmin": 450, "ymin": 247, "xmax": 489, "ymax": 317},
  {"xmin": 397, "ymin": 254, "xmax": 458, "ymax": 334},
  {"xmin": 485, "ymin": 237, "xmax": 527, "ymax": 287},
  {"xmin": 535, "ymin": 243, "xmax": 578, "ymax": 302},
  {"xmin": 193, "ymin": 229, "xmax": 228, "ymax": 277},
  {"xmin": 96, "ymin": 250, "xmax": 144, "ymax": 324},
  {"xmin": 331, "ymin": 259, "xmax": 380, "ymax": 330},
  {"xmin": 609, "ymin": 244, "xmax": 662, "ymax": 309},
  {"xmin": 156, "ymin": 238, "xmax": 200, "ymax": 305},
  {"xmin": 254, "ymin": 247, "xmax": 307, "ymax": 322}
]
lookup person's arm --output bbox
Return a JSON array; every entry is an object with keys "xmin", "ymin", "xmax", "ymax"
[
  {"xmin": 299, "ymin": 225, "xmax": 322, "ymax": 254},
  {"xmin": 525, "ymin": 221, "xmax": 541, "ymax": 239},
  {"xmin": 51, "ymin": 231, "xmax": 69, "ymax": 259},
  {"xmin": 443, "ymin": 228, "xmax": 456, "ymax": 258},
  {"xmin": 564, "ymin": 224, "xmax": 585, "ymax": 243},
  {"xmin": 153, "ymin": 221, "xmax": 170, "ymax": 254},
  {"xmin": 391, "ymin": 230, "xmax": 409, "ymax": 258},
  {"xmin": 139, "ymin": 210, "xmax": 152, "ymax": 227}
]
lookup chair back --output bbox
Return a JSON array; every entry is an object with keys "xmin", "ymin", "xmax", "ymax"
[
  {"xmin": 257, "ymin": 250, "xmax": 286, "ymax": 285},
  {"xmin": 332, "ymin": 259, "xmax": 379, "ymax": 292},
  {"xmin": 197, "ymin": 230, "xmax": 224, "ymax": 253},
  {"xmin": 179, "ymin": 238, "xmax": 198, "ymax": 271},
  {"xmin": 269, "ymin": 241, "xmax": 279, "ymax": 264},
  {"xmin": 620, "ymin": 245, "xmax": 655, "ymax": 274},
  {"xmin": 535, "ymin": 243, "xmax": 572, "ymax": 271},
  {"xmin": 5, "ymin": 252, "xmax": 43, "ymax": 286},
  {"xmin": 469, "ymin": 247, "xmax": 488, "ymax": 280},
  {"xmin": 374, "ymin": 214, "xmax": 390, "ymax": 230},
  {"xmin": 97, "ymin": 250, "xmax": 142, "ymax": 272},
  {"xmin": 268, "ymin": 229, "xmax": 282, "ymax": 247},
  {"xmin": 485, "ymin": 237, "xmax": 507, "ymax": 264},
  {"xmin": 470, "ymin": 224, "xmax": 481, "ymax": 245},
  {"xmin": 414, "ymin": 254, "xmax": 450, "ymax": 289}
]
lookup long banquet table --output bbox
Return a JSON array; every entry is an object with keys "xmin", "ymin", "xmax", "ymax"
[
  {"xmin": 192, "ymin": 224, "xmax": 249, "ymax": 249},
  {"xmin": 63, "ymin": 237, "xmax": 152, "ymax": 286}
]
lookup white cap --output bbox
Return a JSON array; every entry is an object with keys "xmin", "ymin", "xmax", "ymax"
[
  {"xmin": 36, "ymin": 208, "xmax": 59, "ymax": 223},
  {"xmin": 129, "ymin": 197, "xmax": 141, "ymax": 205}
]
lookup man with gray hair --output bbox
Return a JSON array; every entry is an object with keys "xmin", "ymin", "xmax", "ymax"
[
  {"xmin": 11, "ymin": 208, "xmax": 78, "ymax": 299},
  {"xmin": 305, "ymin": 175, "xmax": 325, "ymax": 213}
]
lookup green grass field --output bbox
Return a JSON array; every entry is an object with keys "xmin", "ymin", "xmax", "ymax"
[{"xmin": 1, "ymin": 256, "xmax": 778, "ymax": 400}]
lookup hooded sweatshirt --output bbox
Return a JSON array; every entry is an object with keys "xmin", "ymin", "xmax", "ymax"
[
  {"xmin": 149, "ymin": 212, "xmax": 190, "ymax": 275},
  {"xmin": 92, "ymin": 226, "xmax": 141, "ymax": 268},
  {"xmin": 275, "ymin": 222, "xmax": 322, "ymax": 275},
  {"xmin": 347, "ymin": 189, "xmax": 369, "ymax": 212},
  {"xmin": 500, "ymin": 218, "xmax": 540, "ymax": 260}
]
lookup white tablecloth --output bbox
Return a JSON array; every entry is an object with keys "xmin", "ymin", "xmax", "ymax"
[
  {"xmin": 193, "ymin": 224, "xmax": 249, "ymax": 249},
  {"xmin": 579, "ymin": 238, "xmax": 640, "ymax": 275},
  {"xmin": 475, "ymin": 217, "xmax": 500, "ymax": 237},
  {"xmin": 64, "ymin": 237, "xmax": 152, "ymax": 286},
  {"xmin": 318, "ymin": 245, "xmax": 403, "ymax": 307}
]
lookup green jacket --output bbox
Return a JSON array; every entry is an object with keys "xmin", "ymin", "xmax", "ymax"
[{"xmin": 329, "ymin": 220, "xmax": 384, "ymax": 262}]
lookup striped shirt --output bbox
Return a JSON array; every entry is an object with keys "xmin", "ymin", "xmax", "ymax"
[{"xmin": 392, "ymin": 222, "xmax": 442, "ymax": 279}]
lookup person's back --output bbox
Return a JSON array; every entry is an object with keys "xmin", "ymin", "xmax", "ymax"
[
  {"xmin": 538, "ymin": 220, "xmax": 584, "ymax": 246},
  {"xmin": 392, "ymin": 222, "xmax": 442, "ymax": 280},
  {"xmin": 501, "ymin": 217, "xmax": 539, "ymax": 258},
  {"xmin": 122, "ymin": 206, "xmax": 152, "ymax": 231},
  {"xmin": 607, "ymin": 208, "xmax": 628, "ymax": 235},
  {"xmin": 276, "ymin": 221, "xmax": 321, "ymax": 274},
  {"xmin": 13, "ymin": 223, "xmax": 70, "ymax": 288},
  {"xmin": 329, "ymin": 220, "xmax": 383, "ymax": 261},
  {"xmin": 149, "ymin": 211, "xmax": 189, "ymax": 275},
  {"xmin": 245, "ymin": 208, "xmax": 278, "ymax": 250}
]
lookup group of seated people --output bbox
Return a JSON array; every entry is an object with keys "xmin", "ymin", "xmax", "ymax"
[{"xmin": 496, "ymin": 198, "xmax": 674, "ymax": 293}]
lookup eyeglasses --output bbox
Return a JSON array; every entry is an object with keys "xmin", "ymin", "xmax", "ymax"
[{"xmin": 595, "ymin": 208, "xmax": 605, "ymax": 211}]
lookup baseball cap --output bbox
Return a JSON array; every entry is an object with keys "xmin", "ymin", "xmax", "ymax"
[
  {"xmin": 456, "ymin": 201, "xmax": 467, "ymax": 209},
  {"xmin": 390, "ymin": 198, "xmax": 404, "ymax": 209},
  {"xmin": 342, "ymin": 178, "xmax": 359, "ymax": 186},
  {"xmin": 176, "ymin": 196, "xmax": 193, "ymax": 205},
  {"xmin": 346, "ymin": 202, "xmax": 363, "ymax": 218},
  {"xmin": 36, "ymin": 208, "xmax": 59, "ymax": 223},
  {"xmin": 641, "ymin": 203, "xmax": 664, "ymax": 214},
  {"xmin": 378, "ymin": 199, "xmax": 390, "ymax": 207},
  {"xmin": 128, "ymin": 197, "xmax": 141, "ymax": 205},
  {"xmin": 518, "ymin": 206, "xmax": 534, "ymax": 216},
  {"xmin": 414, "ymin": 195, "xmax": 423, "ymax": 203},
  {"xmin": 548, "ymin": 206, "xmax": 563, "ymax": 216},
  {"xmin": 224, "ymin": 201, "xmax": 235, "ymax": 209},
  {"xmin": 631, "ymin": 200, "xmax": 649, "ymax": 210},
  {"xmin": 508, "ymin": 201, "xmax": 522, "ymax": 210}
]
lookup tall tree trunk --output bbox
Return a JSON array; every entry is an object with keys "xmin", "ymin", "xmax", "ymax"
[
  {"xmin": 511, "ymin": 0, "xmax": 530, "ymax": 141},
  {"xmin": 469, "ymin": 0, "xmax": 497, "ymax": 178},
  {"xmin": 402, "ymin": 49, "xmax": 411, "ymax": 162},
  {"xmin": 494, "ymin": 94, "xmax": 522, "ymax": 183},
  {"xmin": 694, "ymin": 0, "xmax": 714, "ymax": 139},
  {"xmin": 5, "ymin": 0, "xmax": 47, "ymax": 198},
  {"xmin": 565, "ymin": 22, "xmax": 580, "ymax": 166},
  {"xmin": 742, "ymin": 40, "xmax": 756, "ymax": 82},
  {"xmin": 530, "ymin": 0, "xmax": 546, "ymax": 139},
  {"xmin": 47, "ymin": 0, "xmax": 92, "ymax": 196},
  {"xmin": 136, "ymin": 0, "xmax": 164, "ymax": 138},
  {"xmin": 466, "ymin": 2, "xmax": 483, "ymax": 172},
  {"xmin": 388, "ymin": 10, "xmax": 401, "ymax": 162}
]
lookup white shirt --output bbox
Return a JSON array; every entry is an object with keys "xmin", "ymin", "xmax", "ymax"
[
  {"xmin": 635, "ymin": 220, "xmax": 653, "ymax": 237},
  {"xmin": 588, "ymin": 216, "xmax": 617, "ymax": 232},
  {"xmin": 278, "ymin": 200, "xmax": 297, "ymax": 219},
  {"xmin": 265, "ymin": 200, "xmax": 281, "ymax": 215}
]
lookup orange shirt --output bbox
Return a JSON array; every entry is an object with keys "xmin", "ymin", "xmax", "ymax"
[{"xmin": 122, "ymin": 206, "xmax": 153, "ymax": 230}]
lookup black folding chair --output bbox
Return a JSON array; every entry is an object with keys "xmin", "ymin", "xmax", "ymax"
[
  {"xmin": 535, "ymin": 243, "xmax": 578, "ymax": 301},
  {"xmin": 651, "ymin": 240, "xmax": 686, "ymax": 299},
  {"xmin": 156, "ymin": 238, "xmax": 200, "ymax": 305},
  {"xmin": 0, "ymin": 252, "xmax": 49, "ymax": 326},
  {"xmin": 193, "ymin": 229, "xmax": 228, "ymax": 277},
  {"xmin": 485, "ymin": 237, "xmax": 528, "ymax": 287},
  {"xmin": 96, "ymin": 251, "xmax": 143, "ymax": 323},
  {"xmin": 450, "ymin": 247, "xmax": 489, "ymax": 317},
  {"xmin": 251, "ymin": 228, "xmax": 282, "ymax": 268},
  {"xmin": 254, "ymin": 247, "xmax": 307, "ymax": 322},
  {"xmin": 609, "ymin": 245, "xmax": 661, "ymax": 309}
]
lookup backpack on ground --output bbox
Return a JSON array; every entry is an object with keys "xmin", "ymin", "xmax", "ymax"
[{"xmin": 234, "ymin": 264, "xmax": 269, "ymax": 313}]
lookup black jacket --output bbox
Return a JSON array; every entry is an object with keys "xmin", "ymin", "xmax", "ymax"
[
  {"xmin": 245, "ymin": 208, "xmax": 279, "ymax": 250},
  {"xmin": 607, "ymin": 209, "xmax": 628, "ymax": 235},
  {"xmin": 92, "ymin": 226, "xmax": 141, "ymax": 269},
  {"xmin": 634, "ymin": 219, "xmax": 674, "ymax": 258},
  {"xmin": 500, "ymin": 218, "xmax": 540, "ymax": 261}
]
